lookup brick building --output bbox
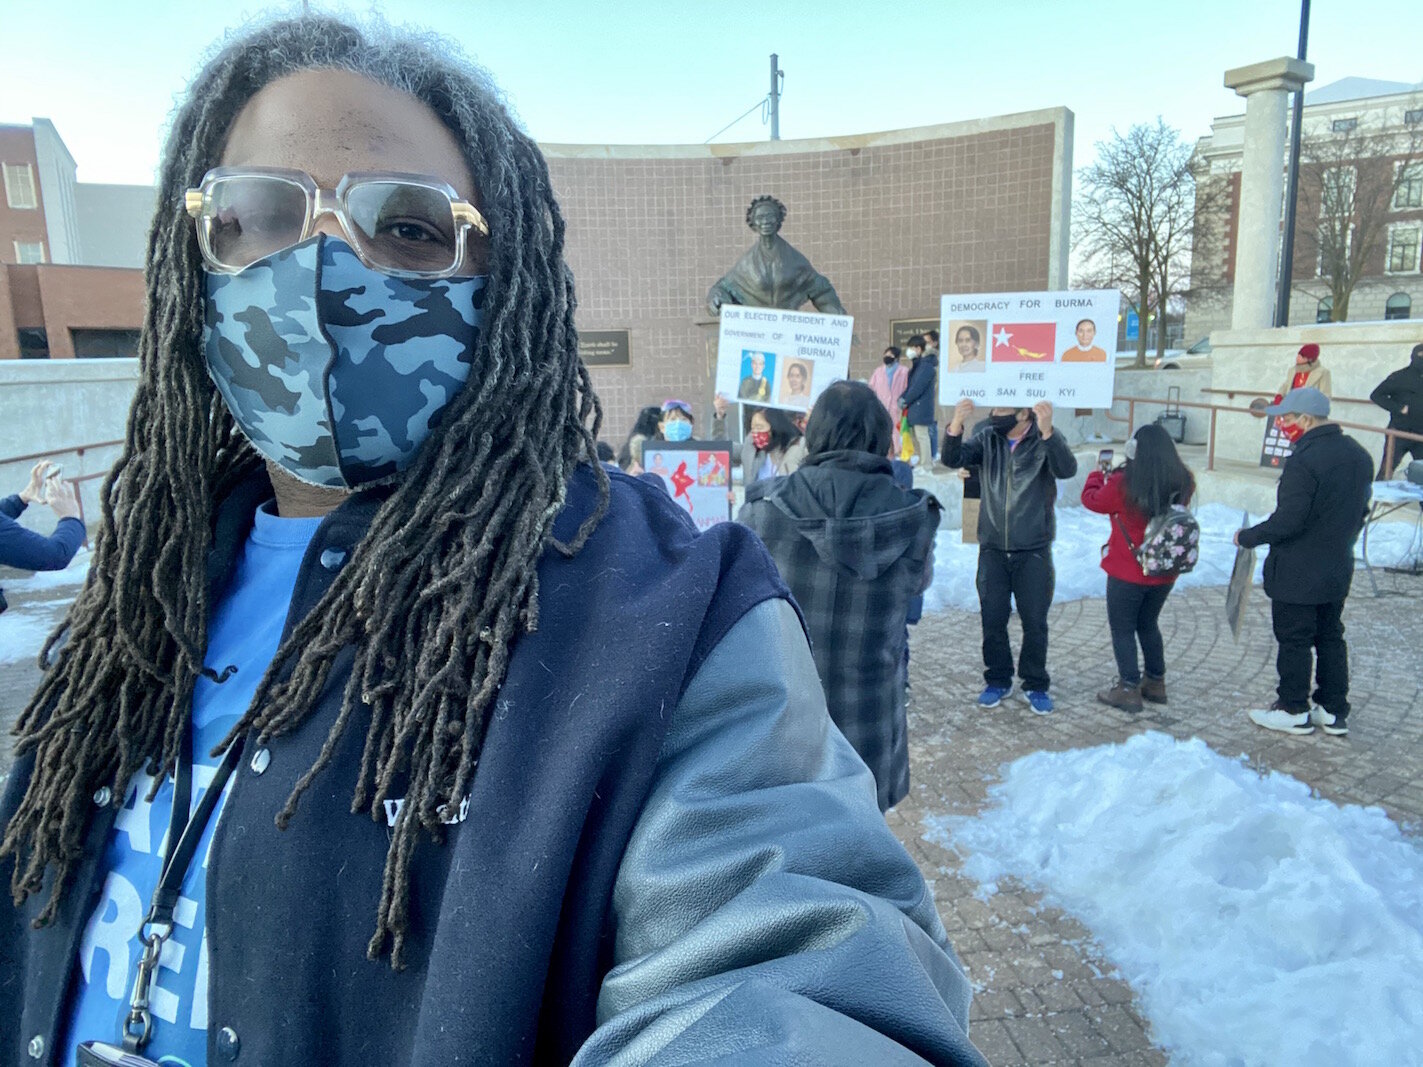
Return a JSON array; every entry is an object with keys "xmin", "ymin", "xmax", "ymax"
[
  {"xmin": 0, "ymin": 120, "xmax": 149, "ymax": 360},
  {"xmin": 547, "ymin": 109, "xmax": 1073, "ymax": 437},
  {"xmin": 1188, "ymin": 78, "xmax": 1423, "ymax": 341}
]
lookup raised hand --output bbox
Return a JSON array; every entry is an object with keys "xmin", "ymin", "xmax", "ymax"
[
  {"xmin": 1033, "ymin": 401, "xmax": 1054, "ymax": 438},
  {"xmin": 948, "ymin": 398, "xmax": 975, "ymax": 435},
  {"xmin": 20, "ymin": 461, "xmax": 52, "ymax": 504}
]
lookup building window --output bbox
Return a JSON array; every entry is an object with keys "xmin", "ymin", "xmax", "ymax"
[
  {"xmin": 1386, "ymin": 225, "xmax": 1422, "ymax": 274},
  {"xmin": 71, "ymin": 329, "xmax": 142, "ymax": 359},
  {"xmin": 1330, "ymin": 117, "xmax": 1358, "ymax": 134},
  {"xmin": 1385, "ymin": 293, "xmax": 1411, "ymax": 320},
  {"xmin": 1319, "ymin": 166, "xmax": 1356, "ymax": 216},
  {"xmin": 1316, "ymin": 224, "xmax": 1354, "ymax": 277},
  {"xmin": 1407, "ymin": 109, "xmax": 1423, "ymax": 126},
  {"xmin": 1395, "ymin": 163, "xmax": 1423, "ymax": 210},
  {"xmin": 13, "ymin": 240, "xmax": 46, "ymax": 264},
  {"xmin": 2, "ymin": 163, "xmax": 38, "ymax": 209},
  {"xmin": 1315, "ymin": 297, "xmax": 1333, "ymax": 323},
  {"xmin": 17, "ymin": 327, "xmax": 49, "ymax": 359}
]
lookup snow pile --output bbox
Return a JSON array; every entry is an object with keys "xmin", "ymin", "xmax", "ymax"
[
  {"xmin": 926, "ymin": 732, "xmax": 1423, "ymax": 1066},
  {"xmin": 922, "ymin": 502, "xmax": 1420, "ymax": 614},
  {"xmin": 0, "ymin": 603, "xmax": 66, "ymax": 666}
]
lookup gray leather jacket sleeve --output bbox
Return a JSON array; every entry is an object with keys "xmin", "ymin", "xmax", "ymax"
[{"xmin": 573, "ymin": 599, "xmax": 986, "ymax": 1066}]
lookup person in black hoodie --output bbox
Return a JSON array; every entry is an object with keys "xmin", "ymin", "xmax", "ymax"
[
  {"xmin": 1370, "ymin": 342, "xmax": 1423, "ymax": 478},
  {"xmin": 1237, "ymin": 388, "xmax": 1373, "ymax": 737},
  {"xmin": 739, "ymin": 381, "xmax": 941, "ymax": 812},
  {"xmin": 942, "ymin": 398, "xmax": 1078, "ymax": 715}
]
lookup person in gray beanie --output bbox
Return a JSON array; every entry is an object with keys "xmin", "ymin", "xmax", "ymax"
[{"xmin": 1236, "ymin": 388, "xmax": 1373, "ymax": 736}]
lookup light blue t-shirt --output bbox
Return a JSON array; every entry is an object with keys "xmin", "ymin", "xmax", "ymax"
[{"xmin": 64, "ymin": 503, "xmax": 321, "ymax": 1067}]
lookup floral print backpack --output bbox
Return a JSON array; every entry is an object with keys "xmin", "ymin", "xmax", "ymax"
[{"xmin": 1116, "ymin": 503, "xmax": 1201, "ymax": 578}]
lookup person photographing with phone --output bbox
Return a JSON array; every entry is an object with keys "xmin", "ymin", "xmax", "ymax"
[
  {"xmin": 1, "ymin": 460, "xmax": 85, "ymax": 614},
  {"xmin": 1081, "ymin": 426, "xmax": 1198, "ymax": 712},
  {"xmin": 942, "ymin": 398, "xmax": 1077, "ymax": 714}
]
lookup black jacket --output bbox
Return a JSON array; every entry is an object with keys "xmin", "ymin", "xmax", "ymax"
[
  {"xmin": 899, "ymin": 355, "xmax": 938, "ymax": 426},
  {"xmin": 1370, "ymin": 359, "xmax": 1423, "ymax": 434},
  {"xmin": 1238, "ymin": 424, "xmax": 1373, "ymax": 604},
  {"xmin": 942, "ymin": 421, "xmax": 1079, "ymax": 551}
]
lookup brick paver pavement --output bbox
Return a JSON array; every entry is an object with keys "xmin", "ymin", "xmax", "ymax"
[{"xmin": 2, "ymin": 560, "xmax": 1420, "ymax": 1065}]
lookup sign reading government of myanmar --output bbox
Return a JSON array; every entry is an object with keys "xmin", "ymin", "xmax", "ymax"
[{"xmin": 937, "ymin": 289, "xmax": 1120, "ymax": 408}]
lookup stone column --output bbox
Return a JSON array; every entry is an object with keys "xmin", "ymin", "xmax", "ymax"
[{"xmin": 1224, "ymin": 57, "xmax": 1313, "ymax": 330}]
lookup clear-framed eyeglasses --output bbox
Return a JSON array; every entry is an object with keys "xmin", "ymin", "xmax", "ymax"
[{"xmin": 184, "ymin": 166, "xmax": 490, "ymax": 279}]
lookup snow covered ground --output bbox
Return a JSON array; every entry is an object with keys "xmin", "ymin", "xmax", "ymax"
[
  {"xmin": 0, "ymin": 550, "xmax": 88, "ymax": 665},
  {"xmin": 922, "ymin": 502, "xmax": 1423, "ymax": 615},
  {"xmin": 926, "ymin": 732, "xmax": 1423, "ymax": 1067}
]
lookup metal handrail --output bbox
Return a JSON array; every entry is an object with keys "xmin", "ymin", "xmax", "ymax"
[
  {"xmin": 0, "ymin": 439, "xmax": 124, "ymax": 468},
  {"xmin": 1199, "ymin": 387, "xmax": 1376, "ymax": 406},
  {"xmin": 1109, "ymin": 394, "xmax": 1423, "ymax": 473}
]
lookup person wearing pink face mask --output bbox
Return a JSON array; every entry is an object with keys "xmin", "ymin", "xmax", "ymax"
[
  {"xmin": 1235, "ymin": 388, "xmax": 1372, "ymax": 738},
  {"xmin": 740, "ymin": 407, "xmax": 806, "ymax": 487}
]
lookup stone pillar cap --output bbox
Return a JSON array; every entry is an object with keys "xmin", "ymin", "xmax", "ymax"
[{"xmin": 1224, "ymin": 57, "xmax": 1315, "ymax": 97}]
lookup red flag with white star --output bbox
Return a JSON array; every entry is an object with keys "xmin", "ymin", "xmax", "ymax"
[{"xmin": 990, "ymin": 323, "xmax": 1057, "ymax": 363}]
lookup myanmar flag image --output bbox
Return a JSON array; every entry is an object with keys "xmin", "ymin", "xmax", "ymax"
[{"xmin": 990, "ymin": 323, "xmax": 1057, "ymax": 363}]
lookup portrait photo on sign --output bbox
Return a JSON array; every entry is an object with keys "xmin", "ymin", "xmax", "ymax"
[
  {"xmin": 946, "ymin": 319, "xmax": 988, "ymax": 373},
  {"xmin": 1060, "ymin": 318, "xmax": 1108, "ymax": 363},
  {"xmin": 990, "ymin": 322, "xmax": 1056, "ymax": 364},
  {"xmin": 778, "ymin": 358, "xmax": 815, "ymax": 409},
  {"xmin": 738, "ymin": 350, "xmax": 776, "ymax": 403}
]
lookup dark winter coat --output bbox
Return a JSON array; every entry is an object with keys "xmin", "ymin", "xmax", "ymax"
[
  {"xmin": 1, "ymin": 465, "xmax": 986, "ymax": 1067},
  {"xmin": 899, "ymin": 355, "xmax": 938, "ymax": 426},
  {"xmin": 1237, "ymin": 423, "xmax": 1373, "ymax": 605},
  {"xmin": 942, "ymin": 422, "xmax": 1079, "ymax": 552},
  {"xmin": 1370, "ymin": 358, "xmax": 1423, "ymax": 434},
  {"xmin": 738, "ymin": 451, "xmax": 940, "ymax": 812}
]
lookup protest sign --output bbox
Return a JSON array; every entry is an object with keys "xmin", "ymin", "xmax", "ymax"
[
  {"xmin": 642, "ymin": 441, "xmax": 734, "ymax": 531},
  {"xmin": 1226, "ymin": 513, "xmax": 1255, "ymax": 641},
  {"xmin": 937, "ymin": 289, "xmax": 1120, "ymax": 408},
  {"xmin": 1259, "ymin": 417, "xmax": 1293, "ymax": 469},
  {"xmin": 715, "ymin": 306, "xmax": 853, "ymax": 413}
]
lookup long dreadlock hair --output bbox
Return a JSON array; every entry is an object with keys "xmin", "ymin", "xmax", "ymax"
[{"xmin": 1, "ymin": 15, "xmax": 608, "ymax": 968}]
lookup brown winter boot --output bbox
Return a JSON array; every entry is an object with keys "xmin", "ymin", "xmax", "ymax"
[
  {"xmin": 1141, "ymin": 675, "xmax": 1168, "ymax": 705},
  {"xmin": 1097, "ymin": 680, "xmax": 1143, "ymax": 713}
]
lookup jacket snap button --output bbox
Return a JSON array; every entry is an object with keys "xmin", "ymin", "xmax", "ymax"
[
  {"xmin": 27, "ymin": 1035, "xmax": 44, "ymax": 1059},
  {"xmin": 319, "ymin": 547, "xmax": 347, "ymax": 571},
  {"xmin": 217, "ymin": 1025, "xmax": 241, "ymax": 1060},
  {"xmin": 249, "ymin": 748, "xmax": 271, "ymax": 775},
  {"xmin": 93, "ymin": 786, "xmax": 112, "ymax": 807}
]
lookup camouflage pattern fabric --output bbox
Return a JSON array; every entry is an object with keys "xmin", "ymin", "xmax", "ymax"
[{"xmin": 204, "ymin": 236, "xmax": 484, "ymax": 489}]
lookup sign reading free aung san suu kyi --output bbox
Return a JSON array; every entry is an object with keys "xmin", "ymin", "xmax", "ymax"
[{"xmin": 937, "ymin": 289, "xmax": 1120, "ymax": 408}]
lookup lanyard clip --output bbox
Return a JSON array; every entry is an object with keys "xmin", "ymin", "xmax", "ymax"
[{"xmin": 122, "ymin": 914, "xmax": 174, "ymax": 1052}]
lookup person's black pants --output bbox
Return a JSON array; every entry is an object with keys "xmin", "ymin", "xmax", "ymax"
[
  {"xmin": 977, "ymin": 546, "xmax": 1053, "ymax": 691},
  {"xmin": 1105, "ymin": 576, "xmax": 1173, "ymax": 686},
  {"xmin": 1378, "ymin": 436, "xmax": 1423, "ymax": 480},
  {"xmin": 1271, "ymin": 599, "xmax": 1350, "ymax": 718}
]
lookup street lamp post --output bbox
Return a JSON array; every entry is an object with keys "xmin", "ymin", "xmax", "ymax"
[{"xmin": 1275, "ymin": 0, "xmax": 1311, "ymax": 327}]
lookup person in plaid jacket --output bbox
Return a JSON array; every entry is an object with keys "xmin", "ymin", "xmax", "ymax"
[{"xmin": 739, "ymin": 382, "xmax": 941, "ymax": 811}]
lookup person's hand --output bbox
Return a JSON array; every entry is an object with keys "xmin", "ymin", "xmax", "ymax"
[
  {"xmin": 1232, "ymin": 530, "xmax": 1241, "ymax": 547},
  {"xmin": 713, "ymin": 393, "xmax": 729, "ymax": 418},
  {"xmin": 46, "ymin": 478, "xmax": 81, "ymax": 521},
  {"xmin": 948, "ymin": 398, "xmax": 974, "ymax": 435},
  {"xmin": 1033, "ymin": 401, "xmax": 1054, "ymax": 438},
  {"xmin": 20, "ymin": 461, "xmax": 52, "ymax": 505}
]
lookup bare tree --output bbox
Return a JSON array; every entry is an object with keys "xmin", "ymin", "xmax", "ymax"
[
  {"xmin": 1293, "ymin": 102, "xmax": 1423, "ymax": 322},
  {"xmin": 1074, "ymin": 120, "xmax": 1197, "ymax": 367}
]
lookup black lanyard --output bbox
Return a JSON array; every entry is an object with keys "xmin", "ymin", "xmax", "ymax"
[{"xmin": 120, "ymin": 726, "xmax": 244, "ymax": 1052}]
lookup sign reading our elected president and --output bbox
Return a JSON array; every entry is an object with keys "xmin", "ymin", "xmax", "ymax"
[
  {"xmin": 715, "ymin": 305, "xmax": 854, "ymax": 414},
  {"xmin": 937, "ymin": 289, "xmax": 1121, "ymax": 408}
]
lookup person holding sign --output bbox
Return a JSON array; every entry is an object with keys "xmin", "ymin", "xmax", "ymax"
[
  {"xmin": 1059, "ymin": 319, "xmax": 1108, "ymax": 363},
  {"xmin": 943, "ymin": 398, "xmax": 1078, "ymax": 715}
]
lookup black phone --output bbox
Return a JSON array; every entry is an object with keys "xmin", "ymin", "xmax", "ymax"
[{"xmin": 1097, "ymin": 448, "xmax": 1114, "ymax": 470}]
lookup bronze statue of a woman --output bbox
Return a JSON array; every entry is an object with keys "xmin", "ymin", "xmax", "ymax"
[{"xmin": 706, "ymin": 195, "xmax": 846, "ymax": 316}]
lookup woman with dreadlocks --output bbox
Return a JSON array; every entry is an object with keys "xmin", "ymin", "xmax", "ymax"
[{"xmin": 0, "ymin": 17, "xmax": 985, "ymax": 1067}]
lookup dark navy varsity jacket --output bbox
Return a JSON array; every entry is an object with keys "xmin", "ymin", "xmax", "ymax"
[{"xmin": 1, "ymin": 465, "xmax": 984, "ymax": 1066}]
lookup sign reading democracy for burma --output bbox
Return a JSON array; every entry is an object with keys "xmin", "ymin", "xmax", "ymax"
[
  {"xmin": 715, "ymin": 305, "xmax": 854, "ymax": 414},
  {"xmin": 937, "ymin": 289, "xmax": 1120, "ymax": 408}
]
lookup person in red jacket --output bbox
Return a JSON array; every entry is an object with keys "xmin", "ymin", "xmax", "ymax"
[{"xmin": 1081, "ymin": 424, "xmax": 1196, "ymax": 711}]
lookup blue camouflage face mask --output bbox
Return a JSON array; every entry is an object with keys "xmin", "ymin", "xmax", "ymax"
[{"xmin": 202, "ymin": 235, "xmax": 486, "ymax": 489}]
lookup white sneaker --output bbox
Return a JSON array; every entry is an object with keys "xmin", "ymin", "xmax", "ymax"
[
  {"xmin": 909, "ymin": 455, "xmax": 921, "ymax": 468},
  {"xmin": 1309, "ymin": 706, "xmax": 1348, "ymax": 736},
  {"xmin": 1247, "ymin": 705, "xmax": 1314, "ymax": 735}
]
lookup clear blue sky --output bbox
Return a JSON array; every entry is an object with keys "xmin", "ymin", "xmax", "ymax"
[{"xmin": 2, "ymin": 0, "xmax": 1419, "ymax": 185}]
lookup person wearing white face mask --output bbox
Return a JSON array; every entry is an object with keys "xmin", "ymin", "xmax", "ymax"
[{"xmin": 898, "ymin": 334, "xmax": 938, "ymax": 467}]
